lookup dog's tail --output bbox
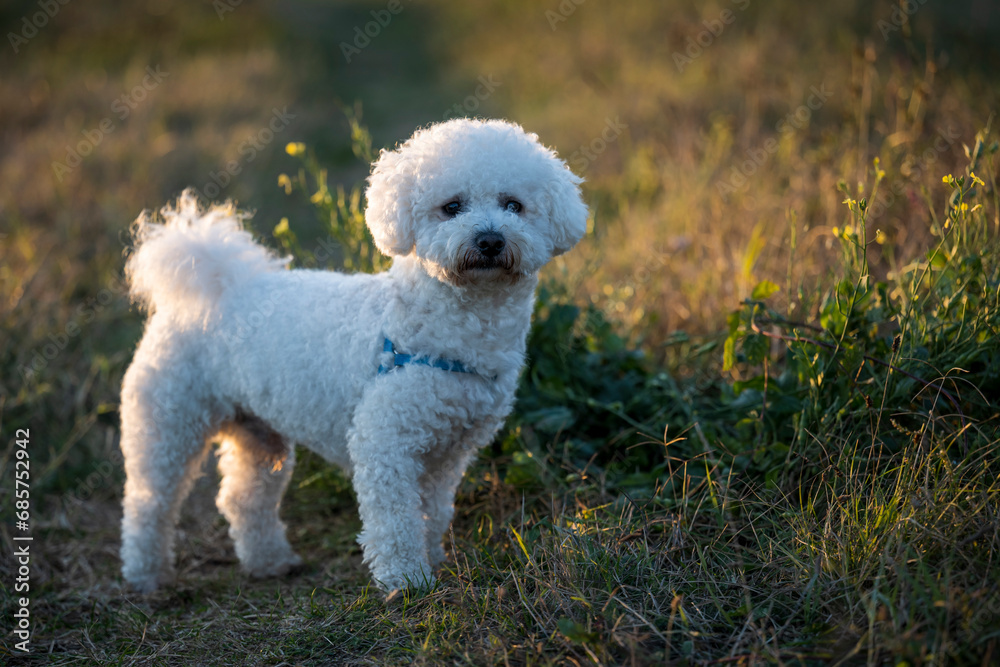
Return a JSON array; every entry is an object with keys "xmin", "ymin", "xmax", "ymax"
[{"xmin": 126, "ymin": 188, "xmax": 288, "ymax": 318}]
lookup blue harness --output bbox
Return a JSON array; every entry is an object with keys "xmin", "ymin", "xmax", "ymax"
[{"xmin": 377, "ymin": 337, "xmax": 485, "ymax": 377}]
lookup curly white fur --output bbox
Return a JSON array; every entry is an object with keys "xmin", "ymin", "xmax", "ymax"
[{"xmin": 119, "ymin": 118, "xmax": 587, "ymax": 593}]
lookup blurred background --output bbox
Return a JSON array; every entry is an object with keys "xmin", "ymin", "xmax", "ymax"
[
  {"xmin": 0, "ymin": 0, "xmax": 1000, "ymax": 488},
  {"xmin": 3, "ymin": 2, "xmax": 1000, "ymax": 661},
  {"xmin": 7, "ymin": 0, "xmax": 1000, "ymax": 448},
  {"xmin": 2, "ymin": 0, "xmax": 1000, "ymax": 572}
]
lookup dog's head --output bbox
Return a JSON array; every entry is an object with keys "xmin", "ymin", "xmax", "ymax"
[{"xmin": 365, "ymin": 119, "xmax": 588, "ymax": 285}]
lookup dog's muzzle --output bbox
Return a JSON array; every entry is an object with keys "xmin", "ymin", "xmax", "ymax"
[{"xmin": 458, "ymin": 230, "xmax": 520, "ymax": 275}]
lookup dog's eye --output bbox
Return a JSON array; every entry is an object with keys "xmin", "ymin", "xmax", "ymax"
[
  {"xmin": 503, "ymin": 199, "xmax": 522, "ymax": 214},
  {"xmin": 442, "ymin": 201, "xmax": 462, "ymax": 217}
]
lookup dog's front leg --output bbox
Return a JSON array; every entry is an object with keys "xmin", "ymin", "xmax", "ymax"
[{"xmin": 347, "ymin": 425, "xmax": 434, "ymax": 592}]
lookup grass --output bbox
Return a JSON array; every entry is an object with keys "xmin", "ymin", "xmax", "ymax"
[{"xmin": 2, "ymin": 0, "xmax": 1000, "ymax": 664}]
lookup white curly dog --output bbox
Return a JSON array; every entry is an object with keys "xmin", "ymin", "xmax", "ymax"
[{"xmin": 119, "ymin": 118, "xmax": 588, "ymax": 593}]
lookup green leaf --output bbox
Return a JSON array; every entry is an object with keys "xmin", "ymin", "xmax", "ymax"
[
  {"xmin": 557, "ymin": 617, "xmax": 597, "ymax": 644},
  {"xmin": 523, "ymin": 406, "xmax": 576, "ymax": 433},
  {"xmin": 751, "ymin": 280, "xmax": 781, "ymax": 300},
  {"xmin": 723, "ymin": 335, "xmax": 737, "ymax": 371},
  {"xmin": 743, "ymin": 333, "xmax": 770, "ymax": 365},
  {"xmin": 727, "ymin": 311, "xmax": 741, "ymax": 336},
  {"xmin": 927, "ymin": 249, "xmax": 949, "ymax": 268}
]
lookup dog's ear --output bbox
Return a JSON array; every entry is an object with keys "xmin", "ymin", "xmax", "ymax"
[
  {"xmin": 365, "ymin": 148, "xmax": 416, "ymax": 257},
  {"xmin": 544, "ymin": 160, "xmax": 589, "ymax": 257}
]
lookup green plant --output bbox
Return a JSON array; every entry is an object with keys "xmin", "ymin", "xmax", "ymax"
[
  {"xmin": 723, "ymin": 128, "xmax": 998, "ymax": 457},
  {"xmin": 276, "ymin": 105, "xmax": 388, "ymax": 274}
]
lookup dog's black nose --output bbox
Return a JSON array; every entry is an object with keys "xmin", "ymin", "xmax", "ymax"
[{"xmin": 475, "ymin": 231, "xmax": 506, "ymax": 258}]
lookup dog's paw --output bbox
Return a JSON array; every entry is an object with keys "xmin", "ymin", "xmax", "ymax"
[{"xmin": 126, "ymin": 578, "xmax": 162, "ymax": 595}]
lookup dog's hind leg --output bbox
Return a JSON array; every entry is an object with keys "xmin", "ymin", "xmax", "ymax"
[
  {"xmin": 215, "ymin": 412, "xmax": 302, "ymax": 578},
  {"xmin": 119, "ymin": 361, "xmax": 214, "ymax": 593}
]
